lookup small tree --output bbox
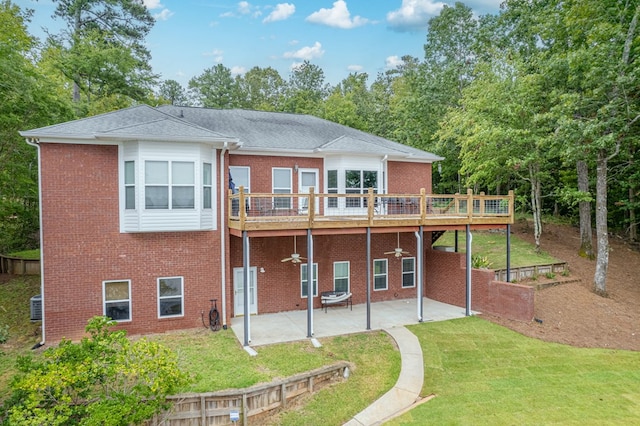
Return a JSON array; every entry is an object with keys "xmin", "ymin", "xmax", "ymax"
[{"xmin": 3, "ymin": 316, "xmax": 190, "ymax": 425}]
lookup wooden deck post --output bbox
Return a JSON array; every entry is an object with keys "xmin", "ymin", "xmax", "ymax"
[
  {"xmin": 308, "ymin": 187, "xmax": 315, "ymax": 228},
  {"xmin": 239, "ymin": 186, "xmax": 247, "ymax": 229},
  {"xmin": 420, "ymin": 188, "xmax": 426, "ymax": 222},
  {"xmin": 367, "ymin": 188, "xmax": 374, "ymax": 226},
  {"xmin": 467, "ymin": 188, "xmax": 473, "ymax": 220}
]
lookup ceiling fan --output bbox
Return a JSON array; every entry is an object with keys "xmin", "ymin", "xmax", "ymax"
[
  {"xmin": 385, "ymin": 232, "xmax": 411, "ymax": 258},
  {"xmin": 281, "ymin": 235, "xmax": 306, "ymax": 264}
]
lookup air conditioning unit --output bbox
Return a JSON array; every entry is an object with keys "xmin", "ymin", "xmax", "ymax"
[{"xmin": 30, "ymin": 295, "xmax": 42, "ymax": 321}]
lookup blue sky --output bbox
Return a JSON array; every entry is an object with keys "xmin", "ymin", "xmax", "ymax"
[{"xmin": 17, "ymin": 0, "xmax": 502, "ymax": 87}]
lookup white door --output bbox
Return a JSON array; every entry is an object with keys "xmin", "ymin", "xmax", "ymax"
[
  {"xmin": 233, "ymin": 267, "xmax": 257, "ymax": 316},
  {"xmin": 298, "ymin": 169, "xmax": 319, "ymax": 213}
]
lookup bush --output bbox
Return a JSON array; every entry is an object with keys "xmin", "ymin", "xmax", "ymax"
[
  {"xmin": 0, "ymin": 324, "xmax": 8, "ymax": 344},
  {"xmin": 2, "ymin": 316, "xmax": 191, "ymax": 425},
  {"xmin": 472, "ymin": 254, "xmax": 493, "ymax": 269}
]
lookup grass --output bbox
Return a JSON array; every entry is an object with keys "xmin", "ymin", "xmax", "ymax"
[
  {"xmin": 388, "ymin": 317, "xmax": 640, "ymax": 425},
  {"xmin": 150, "ymin": 329, "xmax": 400, "ymax": 425},
  {"xmin": 6, "ymin": 249, "xmax": 39, "ymax": 259},
  {"xmin": 434, "ymin": 230, "xmax": 558, "ymax": 269}
]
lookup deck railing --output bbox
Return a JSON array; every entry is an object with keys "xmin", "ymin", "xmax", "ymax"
[{"xmin": 228, "ymin": 187, "xmax": 514, "ymax": 231}]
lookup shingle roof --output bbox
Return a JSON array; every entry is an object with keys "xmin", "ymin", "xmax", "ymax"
[
  {"xmin": 20, "ymin": 104, "xmax": 235, "ymax": 144},
  {"xmin": 21, "ymin": 104, "xmax": 442, "ymax": 162},
  {"xmin": 157, "ymin": 106, "xmax": 442, "ymax": 162}
]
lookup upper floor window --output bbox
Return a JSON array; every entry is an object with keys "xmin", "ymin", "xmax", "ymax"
[
  {"xmin": 125, "ymin": 161, "xmax": 135, "ymax": 210},
  {"xmin": 346, "ymin": 170, "xmax": 377, "ymax": 208},
  {"xmin": 203, "ymin": 163, "xmax": 212, "ymax": 209},
  {"xmin": 145, "ymin": 161, "xmax": 194, "ymax": 209},
  {"xmin": 273, "ymin": 168, "xmax": 292, "ymax": 209},
  {"xmin": 230, "ymin": 166, "xmax": 250, "ymax": 193},
  {"xmin": 327, "ymin": 170, "xmax": 338, "ymax": 208}
]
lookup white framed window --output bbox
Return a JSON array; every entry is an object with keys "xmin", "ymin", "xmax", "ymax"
[
  {"xmin": 300, "ymin": 263, "xmax": 318, "ymax": 298},
  {"xmin": 345, "ymin": 170, "xmax": 377, "ymax": 208},
  {"xmin": 374, "ymin": 259, "xmax": 388, "ymax": 291},
  {"xmin": 402, "ymin": 257, "xmax": 416, "ymax": 288},
  {"xmin": 229, "ymin": 166, "xmax": 250, "ymax": 193},
  {"xmin": 103, "ymin": 280, "xmax": 131, "ymax": 322},
  {"xmin": 203, "ymin": 163, "xmax": 212, "ymax": 209},
  {"xmin": 158, "ymin": 277, "xmax": 184, "ymax": 318},
  {"xmin": 327, "ymin": 169, "xmax": 338, "ymax": 208},
  {"xmin": 334, "ymin": 261, "xmax": 350, "ymax": 293},
  {"xmin": 272, "ymin": 168, "xmax": 292, "ymax": 209},
  {"xmin": 145, "ymin": 160, "xmax": 195, "ymax": 209},
  {"xmin": 124, "ymin": 161, "xmax": 136, "ymax": 210}
]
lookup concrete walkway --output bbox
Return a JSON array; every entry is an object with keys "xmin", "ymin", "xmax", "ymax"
[{"xmin": 344, "ymin": 326, "xmax": 425, "ymax": 426}]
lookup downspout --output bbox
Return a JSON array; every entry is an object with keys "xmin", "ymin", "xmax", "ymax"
[
  {"xmin": 25, "ymin": 138, "xmax": 45, "ymax": 348},
  {"xmin": 219, "ymin": 142, "xmax": 228, "ymax": 329}
]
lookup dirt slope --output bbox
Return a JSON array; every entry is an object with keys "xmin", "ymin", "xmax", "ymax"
[{"xmin": 483, "ymin": 220, "xmax": 640, "ymax": 351}]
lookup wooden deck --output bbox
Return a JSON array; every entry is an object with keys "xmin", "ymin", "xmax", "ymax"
[{"xmin": 228, "ymin": 188, "xmax": 514, "ymax": 233}]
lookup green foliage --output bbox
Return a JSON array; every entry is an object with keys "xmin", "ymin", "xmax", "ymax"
[
  {"xmin": 3, "ymin": 316, "xmax": 191, "ymax": 425},
  {"xmin": 0, "ymin": 324, "xmax": 9, "ymax": 345},
  {"xmin": 471, "ymin": 254, "xmax": 493, "ymax": 269}
]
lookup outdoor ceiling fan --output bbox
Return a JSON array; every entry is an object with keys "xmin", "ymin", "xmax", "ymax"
[
  {"xmin": 385, "ymin": 232, "xmax": 411, "ymax": 258},
  {"xmin": 281, "ymin": 235, "xmax": 306, "ymax": 264}
]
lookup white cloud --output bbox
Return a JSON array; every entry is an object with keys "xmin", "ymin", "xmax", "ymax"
[
  {"xmin": 238, "ymin": 1, "xmax": 251, "ymax": 15},
  {"xmin": 283, "ymin": 41, "xmax": 325, "ymax": 60},
  {"xmin": 231, "ymin": 66, "xmax": 247, "ymax": 76},
  {"xmin": 142, "ymin": 0, "xmax": 163, "ymax": 9},
  {"xmin": 203, "ymin": 49, "xmax": 224, "ymax": 63},
  {"xmin": 306, "ymin": 0, "xmax": 369, "ymax": 29},
  {"xmin": 385, "ymin": 55, "xmax": 404, "ymax": 69},
  {"xmin": 387, "ymin": 0, "xmax": 445, "ymax": 32},
  {"xmin": 263, "ymin": 3, "xmax": 295, "ymax": 23},
  {"xmin": 154, "ymin": 9, "xmax": 174, "ymax": 21},
  {"xmin": 347, "ymin": 64, "xmax": 363, "ymax": 72}
]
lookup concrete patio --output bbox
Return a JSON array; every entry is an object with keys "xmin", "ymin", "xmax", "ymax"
[{"xmin": 230, "ymin": 297, "xmax": 470, "ymax": 347}]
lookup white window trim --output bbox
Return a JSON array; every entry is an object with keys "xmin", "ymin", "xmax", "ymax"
[
  {"xmin": 373, "ymin": 258, "xmax": 388, "ymax": 291},
  {"xmin": 402, "ymin": 257, "xmax": 416, "ymax": 288},
  {"xmin": 300, "ymin": 263, "xmax": 318, "ymax": 298},
  {"xmin": 103, "ymin": 279, "xmax": 132, "ymax": 322},
  {"xmin": 333, "ymin": 261, "xmax": 350, "ymax": 293},
  {"xmin": 157, "ymin": 276, "xmax": 184, "ymax": 318},
  {"xmin": 203, "ymin": 162, "xmax": 212, "ymax": 210},
  {"xmin": 272, "ymin": 167, "xmax": 292, "ymax": 209}
]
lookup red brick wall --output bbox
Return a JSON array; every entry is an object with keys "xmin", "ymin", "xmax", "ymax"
[
  {"xmin": 425, "ymin": 249, "xmax": 534, "ymax": 322},
  {"xmin": 387, "ymin": 161, "xmax": 432, "ymax": 193},
  {"xmin": 40, "ymin": 143, "xmax": 225, "ymax": 342},
  {"xmin": 229, "ymin": 232, "xmax": 428, "ymax": 314}
]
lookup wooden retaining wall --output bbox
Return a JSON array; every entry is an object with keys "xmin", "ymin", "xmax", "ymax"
[
  {"xmin": 147, "ymin": 361, "xmax": 350, "ymax": 426},
  {"xmin": 494, "ymin": 263, "xmax": 567, "ymax": 282},
  {"xmin": 0, "ymin": 255, "xmax": 40, "ymax": 275}
]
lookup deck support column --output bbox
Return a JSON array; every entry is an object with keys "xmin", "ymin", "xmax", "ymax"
[
  {"xmin": 506, "ymin": 224, "xmax": 511, "ymax": 282},
  {"xmin": 465, "ymin": 225, "xmax": 472, "ymax": 316},
  {"xmin": 416, "ymin": 226, "xmax": 424, "ymax": 322},
  {"xmin": 366, "ymin": 227, "xmax": 371, "ymax": 330},
  {"xmin": 455, "ymin": 230, "xmax": 459, "ymax": 252},
  {"xmin": 243, "ymin": 230, "xmax": 251, "ymax": 346},
  {"xmin": 307, "ymin": 229, "xmax": 314, "ymax": 338}
]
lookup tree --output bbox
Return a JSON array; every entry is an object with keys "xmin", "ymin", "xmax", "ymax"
[
  {"xmin": 3, "ymin": 316, "xmax": 190, "ymax": 425},
  {"xmin": 188, "ymin": 64, "xmax": 241, "ymax": 108},
  {"xmin": 48, "ymin": 0, "xmax": 156, "ymax": 107},
  {"xmin": 158, "ymin": 79, "xmax": 190, "ymax": 106},
  {"xmin": 322, "ymin": 72, "xmax": 371, "ymax": 130},
  {"xmin": 283, "ymin": 61, "xmax": 330, "ymax": 115},
  {"xmin": 236, "ymin": 66, "xmax": 285, "ymax": 111},
  {"xmin": 0, "ymin": 1, "xmax": 73, "ymax": 253}
]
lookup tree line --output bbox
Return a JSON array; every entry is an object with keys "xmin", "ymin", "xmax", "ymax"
[{"xmin": 1, "ymin": 0, "xmax": 638, "ymax": 295}]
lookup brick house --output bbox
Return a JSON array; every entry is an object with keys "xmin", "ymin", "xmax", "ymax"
[{"xmin": 21, "ymin": 105, "xmax": 516, "ymax": 345}]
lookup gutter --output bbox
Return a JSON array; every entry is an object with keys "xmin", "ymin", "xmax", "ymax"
[
  {"xmin": 219, "ymin": 142, "xmax": 228, "ymax": 329},
  {"xmin": 24, "ymin": 137, "xmax": 46, "ymax": 348}
]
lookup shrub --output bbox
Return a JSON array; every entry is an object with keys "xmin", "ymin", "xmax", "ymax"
[
  {"xmin": 471, "ymin": 254, "xmax": 493, "ymax": 269},
  {"xmin": 0, "ymin": 324, "xmax": 8, "ymax": 344},
  {"xmin": 2, "ymin": 316, "xmax": 191, "ymax": 425}
]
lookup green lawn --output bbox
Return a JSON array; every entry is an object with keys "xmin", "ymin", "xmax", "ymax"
[
  {"xmin": 389, "ymin": 317, "xmax": 640, "ymax": 425},
  {"xmin": 434, "ymin": 230, "xmax": 558, "ymax": 269}
]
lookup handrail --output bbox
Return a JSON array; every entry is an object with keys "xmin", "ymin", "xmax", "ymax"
[{"xmin": 228, "ymin": 187, "xmax": 514, "ymax": 231}]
